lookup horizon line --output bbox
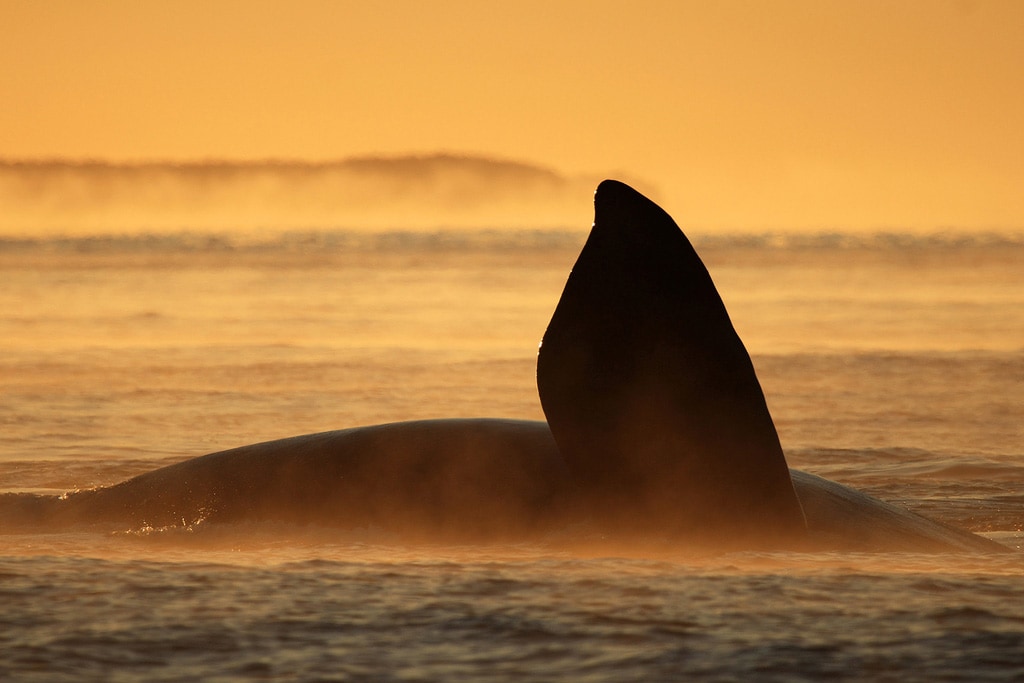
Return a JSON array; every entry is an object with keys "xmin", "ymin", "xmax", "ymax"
[{"xmin": 0, "ymin": 152, "xmax": 571, "ymax": 170}]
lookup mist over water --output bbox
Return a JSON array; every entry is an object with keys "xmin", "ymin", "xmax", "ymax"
[{"xmin": 0, "ymin": 156, "xmax": 627, "ymax": 235}]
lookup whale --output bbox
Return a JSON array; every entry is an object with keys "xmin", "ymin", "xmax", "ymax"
[{"xmin": 0, "ymin": 180, "xmax": 1010, "ymax": 554}]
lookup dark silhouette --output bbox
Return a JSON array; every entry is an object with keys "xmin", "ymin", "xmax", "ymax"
[{"xmin": 539, "ymin": 180, "xmax": 806, "ymax": 544}]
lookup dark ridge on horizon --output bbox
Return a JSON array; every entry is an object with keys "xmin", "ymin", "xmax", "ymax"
[
  {"xmin": 0, "ymin": 153, "xmax": 579, "ymax": 203},
  {"xmin": 0, "ymin": 152, "xmax": 566, "ymax": 176}
]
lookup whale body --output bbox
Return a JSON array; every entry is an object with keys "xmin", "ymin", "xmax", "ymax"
[
  {"xmin": 5, "ymin": 420, "xmax": 570, "ymax": 541},
  {"xmin": 1, "ymin": 419, "xmax": 1002, "ymax": 553},
  {"xmin": 0, "ymin": 181, "xmax": 1010, "ymax": 554}
]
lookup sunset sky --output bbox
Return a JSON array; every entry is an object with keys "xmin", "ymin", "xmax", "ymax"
[{"xmin": 2, "ymin": 0, "xmax": 1023, "ymax": 231}]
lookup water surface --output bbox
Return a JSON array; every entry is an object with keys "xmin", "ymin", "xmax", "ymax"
[{"xmin": 2, "ymin": 232, "xmax": 1022, "ymax": 680}]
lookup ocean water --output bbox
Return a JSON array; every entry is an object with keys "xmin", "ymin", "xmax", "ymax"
[{"xmin": 1, "ymin": 230, "xmax": 1023, "ymax": 681}]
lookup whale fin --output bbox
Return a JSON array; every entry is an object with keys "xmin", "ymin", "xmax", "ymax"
[{"xmin": 537, "ymin": 180, "xmax": 806, "ymax": 545}]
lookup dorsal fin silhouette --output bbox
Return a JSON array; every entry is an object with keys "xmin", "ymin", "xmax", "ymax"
[{"xmin": 537, "ymin": 180, "xmax": 805, "ymax": 544}]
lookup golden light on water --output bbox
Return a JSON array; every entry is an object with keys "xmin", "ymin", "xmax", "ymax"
[{"xmin": 3, "ymin": 8, "xmax": 1024, "ymax": 680}]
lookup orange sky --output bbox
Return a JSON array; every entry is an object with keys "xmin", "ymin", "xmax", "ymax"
[{"xmin": 2, "ymin": 0, "xmax": 1023, "ymax": 230}]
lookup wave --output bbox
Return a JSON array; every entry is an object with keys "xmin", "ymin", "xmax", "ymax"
[
  {"xmin": 691, "ymin": 231, "xmax": 1024, "ymax": 250},
  {"xmin": 0, "ymin": 228, "xmax": 585, "ymax": 255},
  {"xmin": 2, "ymin": 228, "xmax": 1023, "ymax": 256}
]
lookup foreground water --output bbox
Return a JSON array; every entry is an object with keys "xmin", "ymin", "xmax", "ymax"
[{"xmin": 1, "ymin": 231, "xmax": 1023, "ymax": 680}]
